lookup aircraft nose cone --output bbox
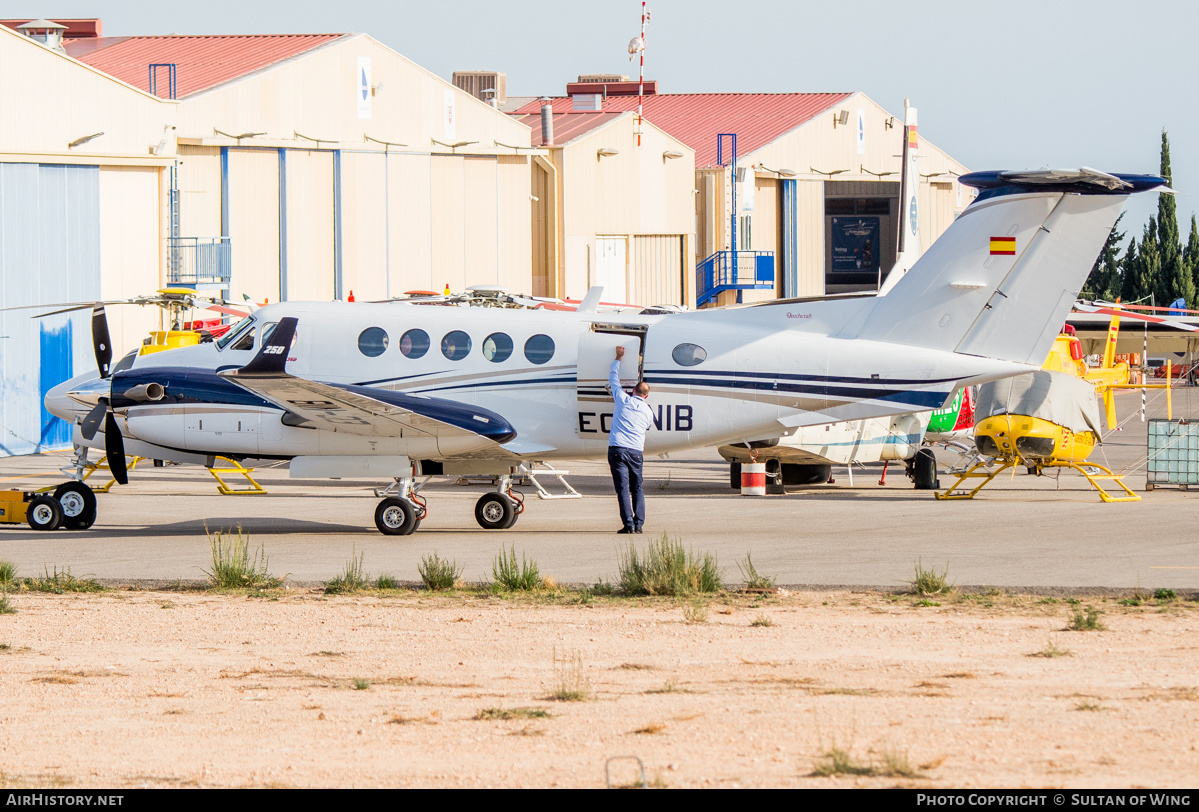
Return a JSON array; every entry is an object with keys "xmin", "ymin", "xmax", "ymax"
[{"xmin": 44, "ymin": 373, "xmax": 109, "ymax": 422}]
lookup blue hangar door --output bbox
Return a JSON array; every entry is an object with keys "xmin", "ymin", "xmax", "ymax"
[{"xmin": 0, "ymin": 163, "xmax": 101, "ymax": 456}]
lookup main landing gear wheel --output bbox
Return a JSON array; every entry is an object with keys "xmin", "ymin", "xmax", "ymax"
[
  {"xmin": 912, "ymin": 448, "xmax": 940, "ymax": 490},
  {"xmin": 475, "ymin": 493, "xmax": 517, "ymax": 530},
  {"xmin": 54, "ymin": 481, "xmax": 97, "ymax": 530},
  {"xmin": 27, "ymin": 496, "xmax": 63, "ymax": 531},
  {"xmin": 375, "ymin": 497, "xmax": 419, "ymax": 536}
]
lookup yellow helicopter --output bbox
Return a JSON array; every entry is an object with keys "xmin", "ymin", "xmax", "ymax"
[{"xmin": 936, "ymin": 305, "xmax": 1187, "ymax": 502}]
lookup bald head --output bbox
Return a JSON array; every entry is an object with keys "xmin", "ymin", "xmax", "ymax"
[{"xmin": 634, "ymin": 381, "xmax": 650, "ymax": 398}]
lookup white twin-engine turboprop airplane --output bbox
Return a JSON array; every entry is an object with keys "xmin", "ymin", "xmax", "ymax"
[{"xmin": 45, "ymin": 168, "xmax": 1165, "ymax": 535}]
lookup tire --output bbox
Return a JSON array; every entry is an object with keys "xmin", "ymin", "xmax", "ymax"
[
  {"xmin": 781, "ymin": 463, "xmax": 832, "ymax": 486},
  {"xmin": 53, "ymin": 482, "xmax": 96, "ymax": 530},
  {"xmin": 764, "ymin": 459, "xmax": 786, "ymax": 495},
  {"xmin": 374, "ymin": 497, "xmax": 417, "ymax": 536},
  {"xmin": 729, "ymin": 462, "xmax": 741, "ymax": 489},
  {"xmin": 501, "ymin": 497, "xmax": 520, "ymax": 529},
  {"xmin": 475, "ymin": 493, "xmax": 514, "ymax": 530},
  {"xmin": 26, "ymin": 496, "xmax": 63, "ymax": 531},
  {"xmin": 912, "ymin": 448, "xmax": 939, "ymax": 490}
]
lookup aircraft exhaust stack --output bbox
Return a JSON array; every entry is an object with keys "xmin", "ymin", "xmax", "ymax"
[{"xmin": 122, "ymin": 383, "xmax": 164, "ymax": 402}]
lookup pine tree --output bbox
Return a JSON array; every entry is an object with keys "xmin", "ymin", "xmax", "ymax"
[
  {"xmin": 1140, "ymin": 216, "xmax": 1162, "ymax": 306},
  {"xmin": 1121, "ymin": 236, "xmax": 1144, "ymax": 303},
  {"xmin": 1185, "ymin": 214, "xmax": 1199, "ymax": 301},
  {"xmin": 1081, "ymin": 213, "xmax": 1126, "ymax": 301}
]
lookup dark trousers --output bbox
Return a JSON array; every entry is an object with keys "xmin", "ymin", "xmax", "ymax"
[{"xmin": 608, "ymin": 446, "xmax": 645, "ymax": 531}]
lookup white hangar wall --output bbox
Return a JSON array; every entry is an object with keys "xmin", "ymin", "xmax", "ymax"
[
  {"xmin": 174, "ymin": 34, "xmax": 536, "ymax": 305},
  {"xmin": 0, "ymin": 25, "xmax": 174, "ymax": 456}
]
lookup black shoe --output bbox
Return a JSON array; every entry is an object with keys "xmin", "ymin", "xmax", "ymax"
[
  {"xmin": 617, "ymin": 527, "xmax": 634, "ymax": 534},
  {"xmin": 634, "ymin": 527, "xmax": 643, "ymax": 534}
]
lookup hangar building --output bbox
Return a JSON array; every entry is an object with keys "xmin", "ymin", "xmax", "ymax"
[
  {"xmin": 508, "ymin": 80, "xmax": 971, "ymax": 307},
  {"xmin": 0, "ymin": 18, "xmax": 537, "ymax": 456}
]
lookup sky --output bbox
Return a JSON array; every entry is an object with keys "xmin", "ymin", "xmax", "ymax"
[{"xmin": 17, "ymin": 0, "xmax": 1199, "ymax": 245}]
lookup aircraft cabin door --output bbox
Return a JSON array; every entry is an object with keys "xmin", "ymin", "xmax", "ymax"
[{"xmin": 577, "ymin": 323, "xmax": 647, "ymax": 454}]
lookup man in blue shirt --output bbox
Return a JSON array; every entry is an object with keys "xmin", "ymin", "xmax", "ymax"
[{"xmin": 608, "ymin": 345, "xmax": 654, "ymax": 534}]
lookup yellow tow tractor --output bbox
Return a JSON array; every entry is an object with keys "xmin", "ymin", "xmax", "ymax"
[{"xmin": 0, "ymin": 481, "xmax": 97, "ymax": 531}]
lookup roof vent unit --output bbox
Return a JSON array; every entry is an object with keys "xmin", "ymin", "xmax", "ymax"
[
  {"xmin": 566, "ymin": 80, "xmax": 657, "ymax": 98},
  {"xmin": 16, "ymin": 18, "xmax": 67, "ymax": 51},
  {"xmin": 577, "ymin": 73, "xmax": 629, "ymax": 84},
  {"xmin": 452, "ymin": 71, "xmax": 507, "ymax": 106},
  {"xmin": 572, "ymin": 94, "xmax": 603, "ymax": 112}
]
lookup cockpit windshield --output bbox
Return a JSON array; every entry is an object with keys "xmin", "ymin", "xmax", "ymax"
[{"xmin": 216, "ymin": 316, "xmax": 255, "ymax": 350}]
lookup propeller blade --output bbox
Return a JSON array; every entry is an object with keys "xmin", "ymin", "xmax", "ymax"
[
  {"xmin": 80, "ymin": 399, "xmax": 108, "ymax": 441},
  {"xmin": 92, "ymin": 305, "xmax": 113, "ymax": 378},
  {"xmin": 103, "ymin": 412, "xmax": 128, "ymax": 486}
]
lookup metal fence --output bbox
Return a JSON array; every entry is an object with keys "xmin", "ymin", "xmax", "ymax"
[
  {"xmin": 695, "ymin": 250, "xmax": 774, "ymax": 307},
  {"xmin": 167, "ymin": 237, "xmax": 231, "ymax": 287}
]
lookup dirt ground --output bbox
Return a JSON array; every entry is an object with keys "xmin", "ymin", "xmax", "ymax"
[{"xmin": 0, "ymin": 586, "xmax": 1196, "ymax": 789}]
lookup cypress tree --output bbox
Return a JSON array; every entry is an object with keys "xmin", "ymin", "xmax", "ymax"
[{"xmin": 1156, "ymin": 130, "xmax": 1189, "ymax": 305}]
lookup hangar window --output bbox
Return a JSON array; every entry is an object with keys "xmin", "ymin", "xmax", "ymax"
[
  {"xmin": 358, "ymin": 327, "xmax": 389, "ymax": 357},
  {"xmin": 524, "ymin": 334, "xmax": 555, "ymax": 365},
  {"xmin": 671, "ymin": 343, "xmax": 707, "ymax": 366},
  {"xmin": 400, "ymin": 329, "xmax": 430, "ymax": 359},
  {"xmin": 482, "ymin": 332, "xmax": 513, "ymax": 363},
  {"xmin": 441, "ymin": 330, "xmax": 472, "ymax": 361},
  {"xmin": 825, "ymin": 198, "xmax": 891, "ymax": 215}
]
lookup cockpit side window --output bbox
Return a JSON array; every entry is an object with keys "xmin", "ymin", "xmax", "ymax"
[
  {"xmin": 230, "ymin": 326, "xmax": 257, "ymax": 351},
  {"xmin": 216, "ymin": 317, "xmax": 255, "ymax": 350}
]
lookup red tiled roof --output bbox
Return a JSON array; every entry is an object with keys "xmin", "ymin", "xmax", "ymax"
[
  {"xmin": 511, "ymin": 92, "xmax": 853, "ymax": 167},
  {"xmin": 63, "ymin": 34, "xmax": 347, "ymax": 98},
  {"xmin": 514, "ymin": 110, "xmax": 626, "ymax": 147}
]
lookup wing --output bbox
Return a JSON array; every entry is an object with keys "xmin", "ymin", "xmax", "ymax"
[{"xmin": 218, "ymin": 318, "xmax": 517, "ymax": 449}]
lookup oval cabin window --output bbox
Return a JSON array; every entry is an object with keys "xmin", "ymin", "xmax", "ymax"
[
  {"xmin": 441, "ymin": 330, "xmax": 472, "ymax": 361},
  {"xmin": 482, "ymin": 332, "xmax": 514, "ymax": 363},
  {"xmin": 357, "ymin": 327, "xmax": 389, "ymax": 357},
  {"xmin": 400, "ymin": 329, "xmax": 430, "ymax": 359},
  {"xmin": 672, "ymin": 343, "xmax": 707, "ymax": 366},
  {"xmin": 524, "ymin": 334, "xmax": 555, "ymax": 365}
]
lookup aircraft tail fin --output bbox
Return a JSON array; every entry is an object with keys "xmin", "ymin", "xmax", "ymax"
[
  {"xmin": 878, "ymin": 99, "xmax": 920, "ymax": 296},
  {"xmin": 232, "ymin": 317, "xmax": 297, "ymax": 378},
  {"xmin": 853, "ymin": 170, "xmax": 1164, "ymax": 367}
]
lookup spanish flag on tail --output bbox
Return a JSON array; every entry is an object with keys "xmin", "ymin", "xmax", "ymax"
[{"xmin": 989, "ymin": 236, "xmax": 1016, "ymax": 255}]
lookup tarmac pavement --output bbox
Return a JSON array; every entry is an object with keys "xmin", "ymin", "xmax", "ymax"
[{"xmin": 0, "ymin": 388, "xmax": 1196, "ymax": 591}]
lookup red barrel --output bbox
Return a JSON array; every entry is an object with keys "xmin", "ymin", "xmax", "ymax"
[{"xmin": 740, "ymin": 462, "xmax": 767, "ymax": 496}]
